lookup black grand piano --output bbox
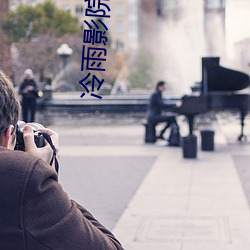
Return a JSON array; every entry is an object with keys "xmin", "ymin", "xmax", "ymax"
[{"xmin": 175, "ymin": 57, "xmax": 250, "ymax": 141}]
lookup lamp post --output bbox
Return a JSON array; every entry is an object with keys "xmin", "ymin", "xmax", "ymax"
[
  {"xmin": 56, "ymin": 43, "xmax": 73, "ymax": 88},
  {"xmin": 56, "ymin": 43, "xmax": 73, "ymax": 68}
]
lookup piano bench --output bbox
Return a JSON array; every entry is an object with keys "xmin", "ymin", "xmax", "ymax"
[{"xmin": 142, "ymin": 120, "xmax": 156, "ymax": 143}]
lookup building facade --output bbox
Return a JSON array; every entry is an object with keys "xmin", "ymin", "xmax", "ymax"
[
  {"xmin": 106, "ymin": 0, "xmax": 138, "ymax": 51},
  {"xmin": 10, "ymin": 0, "xmax": 139, "ymax": 52}
]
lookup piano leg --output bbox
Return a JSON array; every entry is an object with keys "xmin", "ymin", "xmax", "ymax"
[
  {"xmin": 238, "ymin": 109, "xmax": 247, "ymax": 142},
  {"xmin": 187, "ymin": 115, "xmax": 195, "ymax": 135}
]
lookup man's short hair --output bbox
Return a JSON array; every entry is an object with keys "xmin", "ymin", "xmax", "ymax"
[
  {"xmin": 0, "ymin": 71, "xmax": 20, "ymax": 143},
  {"xmin": 156, "ymin": 80, "xmax": 166, "ymax": 90}
]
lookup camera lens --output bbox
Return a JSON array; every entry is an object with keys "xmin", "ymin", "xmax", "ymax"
[
  {"xmin": 18, "ymin": 122, "xmax": 44, "ymax": 131},
  {"xmin": 14, "ymin": 121, "xmax": 46, "ymax": 151}
]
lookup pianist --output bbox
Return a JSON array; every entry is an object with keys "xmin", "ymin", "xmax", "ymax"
[{"xmin": 146, "ymin": 80, "xmax": 178, "ymax": 140}]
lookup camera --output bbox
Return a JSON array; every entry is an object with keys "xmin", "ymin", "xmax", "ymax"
[{"xmin": 14, "ymin": 122, "xmax": 46, "ymax": 151}]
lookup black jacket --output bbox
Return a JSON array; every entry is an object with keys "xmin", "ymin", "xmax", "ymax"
[
  {"xmin": 19, "ymin": 79, "xmax": 38, "ymax": 99},
  {"xmin": 147, "ymin": 90, "xmax": 169, "ymax": 118}
]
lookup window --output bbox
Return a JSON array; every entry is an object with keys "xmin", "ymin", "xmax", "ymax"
[
  {"xmin": 115, "ymin": 3, "xmax": 124, "ymax": 16},
  {"xmin": 205, "ymin": 0, "xmax": 225, "ymax": 9},
  {"xmin": 104, "ymin": 20, "xmax": 111, "ymax": 30},
  {"xmin": 76, "ymin": 5, "xmax": 83, "ymax": 16},
  {"xmin": 116, "ymin": 39, "xmax": 124, "ymax": 51},
  {"xmin": 115, "ymin": 21, "xmax": 124, "ymax": 33},
  {"xmin": 64, "ymin": 5, "xmax": 71, "ymax": 13},
  {"xmin": 128, "ymin": 3, "xmax": 137, "ymax": 17}
]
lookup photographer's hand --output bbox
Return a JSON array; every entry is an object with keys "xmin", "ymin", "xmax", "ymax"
[{"xmin": 23, "ymin": 125, "xmax": 59, "ymax": 165}]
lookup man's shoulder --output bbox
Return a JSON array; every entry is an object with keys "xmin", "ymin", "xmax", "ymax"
[
  {"xmin": 0, "ymin": 147, "xmax": 45, "ymax": 200},
  {"xmin": 150, "ymin": 90, "xmax": 158, "ymax": 98},
  {"xmin": 150, "ymin": 90, "xmax": 161, "ymax": 99},
  {"xmin": 0, "ymin": 147, "xmax": 40, "ymax": 174},
  {"xmin": 0, "ymin": 147, "xmax": 54, "ymax": 179}
]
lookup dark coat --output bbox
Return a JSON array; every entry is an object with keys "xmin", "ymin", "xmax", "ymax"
[
  {"xmin": 147, "ymin": 90, "xmax": 170, "ymax": 118},
  {"xmin": 147, "ymin": 90, "xmax": 164, "ymax": 117},
  {"xmin": 0, "ymin": 147, "xmax": 124, "ymax": 250},
  {"xmin": 19, "ymin": 79, "xmax": 38, "ymax": 99}
]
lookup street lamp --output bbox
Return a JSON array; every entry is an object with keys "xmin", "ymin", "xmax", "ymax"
[{"xmin": 56, "ymin": 43, "xmax": 73, "ymax": 68}]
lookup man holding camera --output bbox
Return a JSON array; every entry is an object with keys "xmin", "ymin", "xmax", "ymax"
[{"xmin": 0, "ymin": 71, "xmax": 124, "ymax": 249}]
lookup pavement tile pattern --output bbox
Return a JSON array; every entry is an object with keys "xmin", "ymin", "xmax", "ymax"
[{"xmin": 37, "ymin": 110, "xmax": 250, "ymax": 250}]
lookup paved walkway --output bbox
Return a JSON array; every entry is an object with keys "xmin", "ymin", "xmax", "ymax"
[
  {"xmin": 46, "ymin": 112, "xmax": 250, "ymax": 250},
  {"xmin": 111, "ymin": 121, "xmax": 250, "ymax": 249}
]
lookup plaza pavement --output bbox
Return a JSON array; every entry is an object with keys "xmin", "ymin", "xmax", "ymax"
[{"xmin": 45, "ymin": 112, "xmax": 250, "ymax": 250}]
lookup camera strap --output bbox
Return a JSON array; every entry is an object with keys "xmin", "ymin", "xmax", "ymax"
[{"xmin": 40, "ymin": 132, "xmax": 59, "ymax": 174}]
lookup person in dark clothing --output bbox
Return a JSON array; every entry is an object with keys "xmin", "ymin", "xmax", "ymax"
[
  {"xmin": 0, "ymin": 71, "xmax": 124, "ymax": 249},
  {"xmin": 147, "ymin": 80, "xmax": 178, "ymax": 140},
  {"xmin": 19, "ymin": 69, "xmax": 39, "ymax": 123}
]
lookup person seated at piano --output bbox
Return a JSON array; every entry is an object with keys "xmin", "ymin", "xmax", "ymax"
[{"xmin": 146, "ymin": 80, "xmax": 178, "ymax": 140}]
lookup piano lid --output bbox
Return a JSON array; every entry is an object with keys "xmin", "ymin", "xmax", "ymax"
[{"xmin": 201, "ymin": 57, "xmax": 250, "ymax": 92}]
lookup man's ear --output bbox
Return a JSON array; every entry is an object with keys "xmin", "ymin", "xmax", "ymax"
[{"xmin": 2, "ymin": 125, "xmax": 15, "ymax": 149}]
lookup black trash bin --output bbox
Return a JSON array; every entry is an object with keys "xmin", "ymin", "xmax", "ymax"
[
  {"xmin": 144, "ymin": 122, "xmax": 156, "ymax": 143},
  {"xmin": 200, "ymin": 130, "xmax": 214, "ymax": 151},
  {"xmin": 182, "ymin": 135, "xmax": 197, "ymax": 159}
]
